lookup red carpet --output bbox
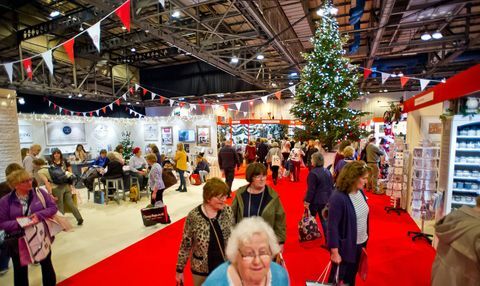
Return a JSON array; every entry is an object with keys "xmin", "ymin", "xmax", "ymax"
[{"xmin": 59, "ymin": 167, "xmax": 435, "ymax": 286}]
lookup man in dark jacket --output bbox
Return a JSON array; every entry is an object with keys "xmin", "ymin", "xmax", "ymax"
[
  {"xmin": 304, "ymin": 152, "xmax": 333, "ymax": 239},
  {"xmin": 218, "ymin": 140, "xmax": 240, "ymax": 197},
  {"xmin": 305, "ymin": 140, "xmax": 319, "ymax": 171},
  {"xmin": 256, "ymin": 138, "xmax": 269, "ymax": 169}
]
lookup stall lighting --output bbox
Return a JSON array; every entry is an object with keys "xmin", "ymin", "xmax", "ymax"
[
  {"xmin": 18, "ymin": 97, "xmax": 25, "ymax": 105},
  {"xmin": 122, "ymin": 26, "xmax": 127, "ymax": 30},
  {"xmin": 49, "ymin": 11, "xmax": 61, "ymax": 18},
  {"xmin": 78, "ymin": 93, "xmax": 83, "ymax": 98},
  {"xmin": 256, "ymin": 54, "xmax": 264, "ymax": 60},
  {"xmin": 432, "ymin": 31, "xmax": 443, "ymax": 39},
  {"xmin": 230, "ymin": 56, "xmax": 239, "ymax": 64},
  {"xmin": 136, "ymin": 101, "xmax": 140, "ymax": 104},
  {"xmin": 217, "ymin": 93, "xmax": 224, "ymax": 98},
  {"xmin": 289, "ymin": 81, "xmax": 294, "ymax": 85},
  {"xmin": 391, "ymin": 73, "xmax": 397, "ymax": 78},
  {"xmin": 127, "ymin": 102, "xmax": 131, "ymax": 105},
  {"xmin": 383, "ymin": 89, "xmax": 388, "ymax": 93},
  {"xmin": 131, "ymin": 47, "xmax": 136, "ymax": 52},
  {"xmin": 68, "ymin": 95, "xmax": 72, "ymax": 99},
  {"xmin": 172, "ymin": 10, "xmax": 180, "ymax": 18},
  {"xmin": 290, "ymin": 72, "xmax": 298, "ymax": 77},
  {"xmin": 421, "ymin": 32, "xmax": 432, "ymax": 41},
  {"xmin": 398, "ymin": 72, "xmax": 404, "ymax": 77}
]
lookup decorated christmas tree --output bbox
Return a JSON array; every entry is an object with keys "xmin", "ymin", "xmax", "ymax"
[
  {"xmin": 290, "ymin": 1, "xmax": 368, "ymax": 150},
  {"xmin": 120, "ymin": 130, "xmax": 134, "ymax": 160}
]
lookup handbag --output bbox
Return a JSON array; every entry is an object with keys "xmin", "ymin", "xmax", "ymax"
[
  {"xmin": 36, "ymin": 188, "xmax": 73, "ymax": 233},
  {"xmin": 162, "ymin": 168, "xmax": 178, "ymax": 189},
  {"xmin": 141, "ymin": 204, "xmax": 171, "ymax": 226},
  {"xmin": 306, "ymin": 261, "xmax": 341, "ymax": 286},
  {"xmin": 298, "ymin": 207, "xmax": 321, "ymax": 242},
  {"xmin": 358, "ymin": 248, "xmax": 368, "ymax": 281},
  {"xmin": 19, "ymin": 222, "xmax": 52, "ymax": 266}
]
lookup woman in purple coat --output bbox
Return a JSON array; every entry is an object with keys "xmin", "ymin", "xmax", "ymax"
[{"xmin": 0, "ymin": 169, "xmax": 58, "ymax": 286}]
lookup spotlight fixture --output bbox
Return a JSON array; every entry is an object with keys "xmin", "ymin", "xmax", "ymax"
[
  {"xmin": 384, "ymin": 89, "xmax": 388, "ymax": 93},
  {"xmin": 289, "ymin": 81, "xmax": 294, "ymax": 85},
  {"xmin": 217, "ymin": 93, "xmax": 224, "ymax": 98},
  {"xmin": 131, "ymin": 47, "xmax": 136, "ymax": 52},
  {"xmin": 18, "ymin": 97, "xmax": 25, "ymax": 105},
  {"xmin": 68, "ymin": 95, "xmax": 72, "ymax": 99},
  {"xmin": 172, "ymin": 10, "xmax": 180, "ymax": 18},
  {"xmin": 78, "ymin": 93, "xmax": 83, "ymax": 98},
  {"xmin": 329, "ymin": 7, "xmax": 338, "ymax": 15},
  {"xmin": 122, "ymin": 26, "xmax": 127, "ymax": 30},
  {"xmin": 398, "ymin": 72, "xmax": 404, "ymax": 77},
  {"xmin": 432, "ymin": 31, "xmax": 443, "ymax": 39},
  {"xmin": 421, "ymin": 32, "xmax": 432, "ymax": 41},
  {"xmin": 136, "ymin": 101, "xmax": 140, "ymax": 104},
  {"xmin": 256, "ymin": 54, "xmax": 264, "ymax": 60},
  {"xmin": 230, "ymin": 56, "xmax": 239, "ymax": 64},
  {"xmin": 49, "ymin": 10, "xmax": 61, "ymax": 18},
  {"xmin": 290, "ymin": 72, "xmax": 298, "ymax": 77}
]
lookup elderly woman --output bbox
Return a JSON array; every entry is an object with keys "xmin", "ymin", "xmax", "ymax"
[
  {"xmin": 266, "ymin": 142, "xmax": 282, "ymax": 185},
  {"xmin": 334, "ymin": 146, "xmax": 356, "ymax": 180},
  {"xmin": 232, "ymin": 163, "xmax": 286, "ymax": 246},
  {"xmin": 129, "ymin": 147, "xmax": 148, "ymax": 190},
  {"xmin": 204, "ymin": 217, "xmax": 289, "ymax": 285},
  {"xmin": 328, "ymin": 161, "xmax": 370, "ymax": 286},
  {"xmin": 288, "ymin": 142, "xmax": 304, "ymax": 182},
  {"xmin": 113, "ymin": 144, "xmax": 125, "ymax": 165},
  {"xmin": 176, "ymin": 178, "xmax": 233, "ymax": 286},
  {"xmin": 0, "ymin": 169, "xmax": 58, "ymax": 285},
  {"xmin": 304, "ymin": 152, "xmax": 334, "ymax": 240},
  {"xmin": 145, "ymin": 154, "xmax": 166, "ymax": 207},
  {"xmin": 174, "ymin": 143, "xmax": 188, "ymax": 193}
]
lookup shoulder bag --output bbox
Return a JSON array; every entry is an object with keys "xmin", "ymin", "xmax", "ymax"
[{"xmin": 36, "ymin": 188, "xmax": 73, "ymax": 234}]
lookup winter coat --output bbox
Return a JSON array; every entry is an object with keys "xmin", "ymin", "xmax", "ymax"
[
  {"xmin": 218, "ymin": 146, "xmax": 239, "ymax": 170},
  {"xmin": 231, "ymin": 185, "xmax": 286, "ymax": 243},
  {"xmin": 256, "ymin": 142, "xmax": 269, "ymax": 159},
  {"xmin": 431, "ymin": 206, "xmax": 480, "ymax": 286},
  {"xmin": 266, "ymin": 147, "xmax": 282, "ymax": 164},
  {"xmin": 304, "ymin": 167, "xmax": 334, "ymax": 208},
  {"xmin": 174, "ymin": 150, "xmax": 188, "ymax": 171}
]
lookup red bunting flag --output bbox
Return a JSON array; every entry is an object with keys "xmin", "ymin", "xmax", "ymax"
[
  {"xmin": 160, "ymin": 96, "xmax": 165, "ymax": 104},
  {"xmin": 102, "ymin": 107, "xmax": 107, "ymax": 113},
  {"xmin": 363, "ymin": 68, "xmax": 372, "ymax": 78},
  {"xmin": 76, "ymin": 112, "xmax": 81, "ymax": 116},
  {"xmin": 251, "ymin": 112, "xmax": 255, "ymax": 118},
  {"xmin": 179, "ymin": 102, "xmax": 185, "ymax": 108},
  {"xmin": 142, "ymin": 88, "xmax": 147, "ymax": 96},
  {"xmin": 22, "ymin": 58, "xmax": 33, "ymax": 80},
  {"xmin": 64, "ymin": 109, "xmax": 69, "ymax": 115},
  {"xmin": 115, "ymin": 0, "xmax": 131, "ymax": 32},
  {"xmin": 115, "ymin": 99, "xmax": 121, "ymax": 106},
  {"xmin": 400, "ymin": 76, "xmax": 409, "ymax": 88},
  {"xmin": 89, "ymin": 112, "xmax": 93, "ymax": 117},
  {"xmin": 200, "ymin": 104, "xmax": 206, "ymax": 113},
  {"xmin": 63, "ymin": 38, "xmax": 75, "ymax": 64},
  {"xmin": 129, "ymin": 87, "xmax": 134, "ymax": 94},
  {"xmin": 274, "ymin": 91, "xmax": 281, "ymax": 100},
  {"xmin": 223, "ymin": 104, "xmax": 229, "ymax": 112},
  {"xmin": 53, "ymin": 104, "xmax": 57, "ymax": 110}
]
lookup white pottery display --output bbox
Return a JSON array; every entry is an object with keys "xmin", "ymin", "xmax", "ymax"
[{"xmin": 465, "ymin": 97, "xmax": 479, "ymax": 113}]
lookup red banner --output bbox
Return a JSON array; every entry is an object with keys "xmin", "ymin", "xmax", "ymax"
[
  {"xmin": 115, "ymin": 0, "xmax": 131, "ymax": 32},
  {"xmin": 22, "ymin": 58, "xmax": 33, "ymax": 80},
  {"xmin": 363, "ymin": 68, "xmax": 372, "ymax": 79},
  {"xmin": 63, "ymin": 38, "xmax": 75, "ymax": 64}
]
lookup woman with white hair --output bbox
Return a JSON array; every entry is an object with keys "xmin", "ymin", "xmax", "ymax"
[{"xmin": 203, "ymin": 217, "xmax": 290, "ymax": 286}]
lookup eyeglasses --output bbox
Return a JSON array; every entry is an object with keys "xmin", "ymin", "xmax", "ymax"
[
  {"xmin": 18, "ymin": 178, "xmax": 33, "ymax": 184},
  {"xmin": 239, "ymin": 250, "xmax": 271, "ymax": 262},
  {"xmin": 253, "ymin": 175, "xmax": 267, "ymax": 180},
  {"xmin": 215, "ymin": 195, "xmax": 227, "ymax": 200}
]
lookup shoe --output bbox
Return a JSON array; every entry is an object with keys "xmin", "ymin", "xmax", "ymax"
[
  {"xmin": 77, "ymin": 218, "xmax": 84, "ymax": 226},
  {"xmin": 179, "ymin": 189, "xmax": 187, "ymax": 193},
  {"xmin": 0, "ymin": 269, "xmax": 8, "ymax": 276}
]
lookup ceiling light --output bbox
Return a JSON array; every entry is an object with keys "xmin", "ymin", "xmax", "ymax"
[
  {"xmin": 172, "ymin": 10, "xmax": 180, "ymax": 18},
  {"xmin": 127, "ymin": 102, "xmax": 131, "ymax": 105},
  {"xmin": 230, "ymin": 56, "xmax": 239, "ymax": 64},
  {"xmin": 316, "ymin": 8, "xmax": 324, "ymax": 16},
  {"xmin": 289, "ymin": 81, "xmax": 294, "ymax": 85},
  {"xmin": 432, "ymin": 31, "xmax": 443, "ymax": 39},
  {"xmin": 49, "ymin": 10, "xmax": 61, "ymax": 18},
  {"xmin": 145, "ymin": 29, "xmax": 150, "ymax": 33},
  {"xmin": 78, "ymin": 93, "xmax": 83, "ymax": 98},
  {"xmin": 217, "ymin": 93, "xmax": 224, "ymax": 98},
  {"xmin": 18, "ymin": 97, "xmax": 25, "ymax": 105},
  {"xmin": 329, "ymin": 7, "xmax": 338, "ymax": 15},
  {"xmin": 272, "ymin": 83, "xmax": 278, "ymax": 88},
  {"xmin": 68, "ymin": 95, "xmax": 72, "ymax": 99},
  {"xmin": 391, "ymin": 73, "xmax": 397, "ymax": 78},
  {"xmin": 256, "ymin": 54, "xmax": 264, "ymax": 60},
  {"xmin": 384, "ymin": 89, "xmax": 388, "ymax": 92},
  {"xmin": 421, "ymin": 32, "xmax": 432, "ymax": 41},
  {"xmin": 136, "ymin": 101, "xmax": 140, "ymax": 104},
  {"xmin": 131, "ymin": 47, "xmax": 136, "ymax": 52},
  {"xmin": 122, "ymin": 26, "xmax": 127, "ymax": 30},
  {"xmin": 290, "ymin": 72, "xmax": 298, "ymax": 77},
  {"xmin": 379, "ymin": 90, "xmax": 383, "ymax": 93},
  {"xmin": 398, "ymin": 72, "xmax": 404, "ymax": 77}
]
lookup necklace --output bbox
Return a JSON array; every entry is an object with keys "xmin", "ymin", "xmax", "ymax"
[
  {"xmin": 247, "ymin": 187, "xmax": 265, "ymax": 217},
  {"xmin": 201, "ymin": 205, "xmax": 226, "ymax": 261}
]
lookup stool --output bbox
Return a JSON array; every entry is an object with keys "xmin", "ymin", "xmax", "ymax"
[
  {"xmin": 90, "ymin": 178, "xmax": 103, "ymax": 201},
  {"xmin": 104, "ymin": 178, "xmax": 125, "ymax": 204},
  {"xmin": 130, "ymin": 176, "xmax": 141, "ymax": 201}
]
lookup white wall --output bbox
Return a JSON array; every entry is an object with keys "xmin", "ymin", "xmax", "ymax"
[{"xmin": 0, "ymin": 89, "xmax": 21, "ymax": 181}]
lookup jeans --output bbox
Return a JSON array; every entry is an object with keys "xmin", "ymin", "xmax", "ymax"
[
  {"xmin": 177, "ymin": 170, "xmax": 187, "ymax": 191},
  {"xmin": 52, "ymin": 185, "xmax": 83, "ymax": 223},
  {"xmin": 309, "ymin": 204, "xmax": 328, "ymax": 239},
  {"xmin": 0, "ymin": 244, "xmax": 9, "ymax": 271},
  {"xmin": 11, "ymin": 248, "xmax": 56, "ymax": 286},
  {"xmin": 223, "ymin": 168, "xmax": 235, "ymax": 194},
  {"xmin": 198, "ymin": 170, "xmax": 209, "ymax": 183},
  {"xmin": 328, "ymin": 241, "xmax": 367, "ymax": 286}
]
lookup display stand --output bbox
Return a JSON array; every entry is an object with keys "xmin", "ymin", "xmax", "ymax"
[
  {"xmin": 407, "ymin": 144, "xmax": 440, "ymax": 243},
  {"xmin": 385, "ymin": 138, "xmax": 409, "ymax": 215}
]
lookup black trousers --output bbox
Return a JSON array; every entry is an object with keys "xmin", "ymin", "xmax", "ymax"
[
  {"xmin": 329, "ymin": 242, "xmax": 367, "ymax": 286},
  {"xmin": 223, "ymin": 168, "xmax": 235, "ymax": 193},
  {"xmin": 151, "ymin": 188, "xmax": 165, "ymax": 205},
  {"xmin": 11, "ymin": 247, "xmax": 56, "ymax": 286},
  {"xmin": 270, "ymin": 164, "xmax": 280, "ymax": 180}
]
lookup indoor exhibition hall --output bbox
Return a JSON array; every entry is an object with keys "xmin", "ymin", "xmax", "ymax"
[{"xmin": 0, "ymin": 0, "xmax": 479, "ymax": 286}]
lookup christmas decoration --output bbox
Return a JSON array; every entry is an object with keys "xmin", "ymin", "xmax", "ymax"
[
  {"xmin": 290, "ymin": 1, "xmax": 368, "ymax": 150},
  {"xmin": 120, "ymin": 130, "xmax": 134, "ymax": 160}
]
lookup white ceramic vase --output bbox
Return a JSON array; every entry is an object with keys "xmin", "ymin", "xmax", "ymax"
[{"xmin": 465, "ymin": 97, "xmax": 479, "ymax": 113}]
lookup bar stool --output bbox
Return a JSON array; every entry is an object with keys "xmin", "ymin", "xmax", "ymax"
[
  {"xmin": 105, "ymin": 178, "xmax": 125, "ymax": 204},
  {"xmin": 130, "ymin": 176, "xmax": 141, "ymax": 201},
  {"xmin": 90, "ymin": 177, "xmax": 103, "ymax": 201}
]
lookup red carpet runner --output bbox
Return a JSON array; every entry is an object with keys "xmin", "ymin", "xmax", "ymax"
[{"xmin": 59, "ymin": 167, "xmax": 435, "ymax": 286}]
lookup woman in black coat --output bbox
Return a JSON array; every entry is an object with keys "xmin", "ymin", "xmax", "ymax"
[{"xmin": 303, "ymin": 152, "xmax": 333, "ymax": 238}]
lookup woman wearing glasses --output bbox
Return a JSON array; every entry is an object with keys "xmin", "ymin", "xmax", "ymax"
[
  {"xmin": 327, "ymin": 161, "xmax": 370, "ymax": 286},
  {"xmin": 204, "ymin": 217, "xmax": 289, "ymax": 285},
  {"xmin": 176, "ymin": 178, "xmax": 234, "ymax": 286},
  {"xmin": 231, "ymin": 163, "xmax": 287, "ymax": 247},
  {"xmin": 0, "ymin": 169, "xmax": 58, "ymax": 285}
]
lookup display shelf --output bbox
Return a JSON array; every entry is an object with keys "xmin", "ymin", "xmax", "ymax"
[
  {"xmin": 454, "ymin": 162, "xmax": 480, "ymax": 166},
  {"xmin": 453, "ymin": 176, "xmax": 480, "ymax": 181},
  {"xmin": 456, "ymin": 148, "xmax": 480, "ymax": 152},
  {"xmin": 452, "ymin": 201, "xmax": 477, "ymax": 206},
  {"xmin": 456, "ymin": 136, "xmax": 480, "ymax": 139},
  {"xmin": 452, "ymin": 189, "xmax": 480, "ymax": 195}
]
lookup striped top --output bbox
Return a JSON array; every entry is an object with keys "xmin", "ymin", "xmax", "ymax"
[{"xmin": 349, "ymin": 191, "xmax": 369, "ymax": 244}]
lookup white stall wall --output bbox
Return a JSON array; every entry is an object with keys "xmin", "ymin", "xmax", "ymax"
[
  {"xmin": 18, "ymin": 115, "xmax": 217, "ymax": 160},
  {"xmin": 0, "ymin": 89, "xmax": 21, "ymax": 181}
]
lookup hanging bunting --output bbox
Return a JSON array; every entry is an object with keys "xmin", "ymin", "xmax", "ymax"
[
  {"xmin": 41, "ymin": 50, "xmax": 54, "ymax": 75},
  {"xmin": 135, "ymin": 83, "xmax": 140, "ymax": 91},
  {"xmin": 115, "ymin": 99, "xmax": 121, "ymax": 106},
  {"xmin": 261, "ymin": 95, "xmax": 268, "ymax": 104},
  {"xmin": 200, "ymin": 104, "xmax": 206, "ymax": 113},
  {"xmin": 381, "ymin": 72, "xmax": 390, "ymax": 85},
  {"xmin": 179, "ymin": 102, "xmax": 185, "ymax": 108},
  {"xmin": 160, "ymin": 96, "xmax": 165, "ymax": 104},
  {"xmin": 89, "ymin": 112, "xmax": 93, "ymax": 117},
  {"xmin": 95, "ymin": 110, "xmax": 100, "ymax": 116},
  {"xmin": 151, "ymin": 93, "xmax": 156, "ymax": 101},
  {"xmin": 223, "ymin": 104, "xmax": 229, "ymax": 112},
  {"xmin": 63, "ymin": 38, "xmax": 75, "ymax": 64},
  {"xmin": 288, "ymin": 85, "xmax": 296, "ymax": 95},
  {"xmin": 191, "ymin": 104, "xmax": 196, "ymax": 110},
  {"xmin": 169, "ymin": 99, "xmax": 174, "ymax": 107},
  {"xmin": 400, "ymin": 76, "xmax": 409, "ymax": 88},
  {"xmin": 58, "ymin": 107, "xmax": 63, "ymax": 113},
  {"xmin": 420, "ymin": 79, "xmax": 430, "ymax": 91},
  {"xmin": 53, "ymin": 103, "xmax": 57, "ymax": 110},
  {"xmin": 158, "ymin": 0, "xmax": 165, "ymax": 8},
  {"xmin": 102, "ymin": 107, "xmax": 107, "ymax": 113},
  {"xmin": 235, "ymin": 102, "xmax": 242, "ymax": 110},
  {"xmin": 274, "ymin": 91, "xmax": 281, "ymax": 100},
  {"xmin": 142, "ymin": 88, "xmax": 148, "ymax": 96},
  {"xmin": 122, "ymin": 93, "xmax": 127, "ymax": 100},
  {"xmin": 48, "ymin": 101, "xmax": 52, "ymax": 107},
  {"xmin": 129, "ymin": 87, "xmax": 134, "ymax": 95},
  {"xmin": 243, "ymin": 111, "xmax": 247, "ymax": 117},
  {"xmin": 70, "ymin": 111, "xmax": 74, "ymax": 115},
  {"xmin": 108, "ymin": 103, "xmax": 114, "ymax": 111},
  {"xmin": 363, "ymin": 68, "xmax": 372, "ymax": 78},
  {"xmin": 22, "ymin": 58, "xmax": 33, "ymax": 80},
  {"xmin": 4, "ymin": 62, "xmax": 13, "ymax": 83},
  {"xmin": 83, "ymin": 112, "xmax": 87, "ymax": 117},
  {"xmin": 76, "ymin": 112, "xmax": 81, "ymax": 116},
  {"xmin": 115, "ymin": 0, "xmax": 131, "ymax": 32},
  {"xmin": 87, "ymin": 22, "xmax": 101, "ymax": 53}
]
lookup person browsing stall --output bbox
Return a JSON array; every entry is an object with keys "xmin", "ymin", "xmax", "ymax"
[
  {"xmin": 176, "ymin": 178, "xmax": 234, "ymax": 286},
  {"xmin": 129, "ymin": 147, "xmax": 148, "ymax": 190},
  {"xmin": 218, "ymin": 140, "xmax": 240, "ymax": 197},
  {"xmin": 145, "ymin": 154, "xmax": 167, "ymax": 208},
  {"xmin": 174, "ymin": 143, "xmax": 188, "ymax": 193},
  {"xmin": 22, "ymin": 144, "xmax": 42, "ymax": 175}
]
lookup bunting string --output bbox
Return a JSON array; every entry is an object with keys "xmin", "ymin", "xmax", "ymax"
[{"xmin": 46, "ymin": 92, "xmax": 128, "ymax": 117}]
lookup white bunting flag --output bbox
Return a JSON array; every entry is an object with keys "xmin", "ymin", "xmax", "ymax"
[
  {"xmin": 235, "ymin": 102, "xmax": 242, "ymax": 110},
  {"xmin": 70, "ymin": 111, "xmax": 74, "ymax": 115},
  {"xmin": 158, "ymin": 0, "xmax": 165, "ymax": 7},
  {"xmin": 135, "ymin": 84, "xmax": 140, "ymax": 91},
  {"xmin": 122, "ymin": 93, "xmax": 127, "ymax": 100},
  {"xmin": 212, "ymin": 104, "xmax": 218, "ymax": 110},
  {"xmin": 420, "ymin": 79, "xmax": 430, "ymax": 91},
  {"xmin": 381, "ymin": 72, "xmax": 390, "ymax": 85},
  {"xmin": 288, "ymin": 85, "xmax": 296, "ymax": 95},
  {"xmin": 169, "ymin": 99, "xmax": 174, "ymax": 107},
  {"xmin": 87, "ymin": 22, "xmax": 101, "ymax": 53},
  {"xmin": 48, "ymin": 101, "xmax": 52, "ymax": 107},
  {"xmin": 4, "ymin": 62, "xmax": 13, "ymax": 83},
  {"xmin": 109, "ymin": 103, "xmax": 114, "ymax": 111},
  {"xmin": 41, "ymin": 50, "xmax": 54, "ymax": 75},
  {"xmin": 83, "ymin": 112, "xmax": 87, "ymax": 117},
  {"xmin": 95, "ymin": 110, "xmax": 100, "ymax": 116},
  {"xmin": 191, "ymin": 104, "xmax": 197, "ymax": 110},
  {"xmin": 243, "ymin": 111, "xmax": 248, "ymax": 117},
  {"xmin": 261, "ymin": 95, "xmax": 268, "ymax": 104},
  {"xmin": 151, "ymin": 93, "xmax": 156, "ymax": 101},
  {"xmin": 58, "ymin": 107, "xmax": 63, "ymax": 113}
]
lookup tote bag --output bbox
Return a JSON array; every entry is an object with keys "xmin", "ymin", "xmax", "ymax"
[
  {"xmin": 19, "ymin": 222, "xmax": 52, "ymax": 266},
  {"xmin": 298, "ymin": 207, "xmax": 321, "ymax": 242}
]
